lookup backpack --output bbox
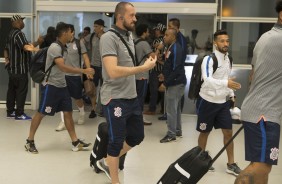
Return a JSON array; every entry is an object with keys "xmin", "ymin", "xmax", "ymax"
[
  {"xmin": 30, "ymin": 41, "xmax": 64, "ymax": 83},
  {"xmin": 134, "ymin": 38, "xmax": 148, "ymax": 66},
  {"xmin": 188, "ymin": 53, "xmax": 233, "ymax": 100}
]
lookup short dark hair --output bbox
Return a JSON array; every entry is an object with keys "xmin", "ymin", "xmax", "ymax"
[
  {"xmin": 213, "ymin": 29, "xmax": 228, "ymax": 41},
  {"xmin": 84, "ymin": 26, "xmax": 91, "ymax": 32},
  {"xmin": 56, "ymin": 22, "xmax": 71, "ymax": 37},
  {"xmin": 169, "ymin": 18, "xmax": 180, "ymax": 29},
  {"xmin": 136, "ymin": 24, "xmax": 148, "ymax": 37},
  {"xmin": 275, "ymin": 0, "xmax": 282, "ymax": 13},
  {"xmin": 69, "ymin": 24, "xmax": 75, "ymax": 33}
]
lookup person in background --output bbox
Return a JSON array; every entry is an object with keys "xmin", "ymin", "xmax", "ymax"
[
  {"xmin": 143, "ymin": 23, "xmax": 166, "ymax": 116},
  {"xmin": 196, "ymin": 29, "xmax": 242, "ymax": 175},
  {"xmin": 55, "ymin": 24, "xmax": 92, "ymax": 131},
  {"xmin": 159, "ymin": 28, "xmax": 186, "ymax": 143},
  {"xmin": 83, "ymin": 19, "xmax": 106, "ymax": 118},
  {"xmin": 235, "ymin": 1, "xmax": 282, "ymax": 184},
  {"xmin": 24, "ymin": 22, "xmax": 94, "ymax": 154},
  {"xmin": 4, "ymin": 14, "xmax": 40, "ymax": 120},
  {"xmin": 39, "ymin": 26, "xmax": 56, "ymax": 49},
  {"xmin": 96, "ymin": 2, "xmax": 156, "ymax": 184}
]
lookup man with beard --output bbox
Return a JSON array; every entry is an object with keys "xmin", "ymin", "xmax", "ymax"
[
  {"xmin": 196, "ymin": 30, "xmax": 242, "ymax": 175},
  {"xmin": 4, "ymin": 15, "xmax": 40, "ymax": 120},
  {"xmin": 96, "ymin": 2, "xmax": 156, "ymax": 184}
]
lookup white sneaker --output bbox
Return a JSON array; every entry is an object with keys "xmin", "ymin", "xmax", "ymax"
[
  {"xmin": 55, "ymin": 121, "xmax": 66, "ymax": 131},
  {"xmin": 77, "ymin": 113, "xmax": 85, "ymax": 125}
]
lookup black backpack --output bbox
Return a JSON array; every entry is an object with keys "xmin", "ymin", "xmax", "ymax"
[
  {"xmin": 188, "ymin": 53, "xmax": 233, "ymax": 100},
  {"xmin": 30, "ymin": 41, "xmax": 64, "ymax": 83}
]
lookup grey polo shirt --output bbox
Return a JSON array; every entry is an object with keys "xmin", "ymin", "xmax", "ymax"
[
  {"xmin": 84, "ymin": 33, "xmax": 102, "ymax": 67},
  {"xmin": 44, "ymin": 42, "xmax": 67, "ymax": 88},
  {"xmin": 134, "ymin": 38, "xmax": 152, "ymax": 80},
  {"xmin": 241, "ymin": 24, "xmax": 282, "ymax": 125},
  {"xmin": 100, "ymin": 25, "xmax": 137, "ymax": 105},
  {"xmin": 65, "ymin": 39, "xmax": 87, "ymax": 76}
]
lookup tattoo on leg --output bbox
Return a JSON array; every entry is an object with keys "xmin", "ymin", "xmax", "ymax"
[{"xmin": 234, "ymin": 173, "xmax": 255, "ymax": 184}]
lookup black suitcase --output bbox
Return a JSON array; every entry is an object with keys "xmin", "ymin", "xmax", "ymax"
[
  {"xmin": 90, "ymin": 122, "xmax": 126, "ymax": 173},
  {"xmin": 157, "ymin": 125, "xmax": 243, "ymax": 184}
]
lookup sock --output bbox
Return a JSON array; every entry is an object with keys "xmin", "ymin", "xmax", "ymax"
[
  {"xmin": 78, "ymin": 106, "xmax": 85, "ymax": 115},
  {"xmin": 104, "ymin": 159, "xmax": 108, "ymax": 166},
  {"xmin": 60, "ymin": 111, "xmax": 64, "ymax": 122}
]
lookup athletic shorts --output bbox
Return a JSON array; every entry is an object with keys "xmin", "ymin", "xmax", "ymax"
[
  {"xmin": 38, "ymin": 84, "xmax": 72, "ymax": 116},
  {"xmin": 243, "ymin": 119, "xmax": 280, "ymax": 165},
  {"xmin": 65, "ymin": 75, "xmax": 83, "ymax": 99},
  {"xmin": 92, "ymin": 66, "xmax": 102, "ymax": 87},
  {"xmin": 104, "ymin": 98, "xmax": 144, "ymax": 157},
  {"xmin": 196, "ymin": 96, "xmax": 232, "ymax": 132}
]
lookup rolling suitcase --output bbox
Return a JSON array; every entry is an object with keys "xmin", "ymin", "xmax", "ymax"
[
  {"xmin": 157, "ymin": 125, "xmax": 243, "ymax": 184},
  {"xmin": 90, "ymin": 122, "xmax": 126, "ymax": 173}
]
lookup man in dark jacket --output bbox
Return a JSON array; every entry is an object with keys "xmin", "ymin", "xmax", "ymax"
[{"xmin": 159, "ymin": 28, "xmax": 186, "ymax": 143}]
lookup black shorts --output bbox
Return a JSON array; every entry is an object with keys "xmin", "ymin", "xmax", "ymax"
[
  {"xmin": 243, "ymin": 119, "xmax": 280, "ymax": 165},
  {"xmin": 103, "ymin": 98, "xmax": 144, "ymax": 157},
  {"xmin": 196, "ymin": 96, "xmax": 232, "ymax": 132},
  {"xmin": 38, "ymin": 84, "xmax": 72, "ymax": 116},
  {"xmin": 65, "ymin": 75, "xmax": 83, "ymax": 99}
]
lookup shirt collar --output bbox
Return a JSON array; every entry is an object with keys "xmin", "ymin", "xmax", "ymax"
[
  {"xmin": 214, "ymin": 49, "xmax": 229, "ymax": 61},
  {"xmin": 112, "ymin": 25, "xmax": 130, "ymax": 37}
]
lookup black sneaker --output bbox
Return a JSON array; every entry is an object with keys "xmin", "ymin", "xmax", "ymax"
[
  {"xmin": 209, "ymin": 166, "xmax": 215, "ymax": 172},
  {"xmin": 25, "ymin": 139, "xmax": 38, "ymax": 154},
  {"xmin": 72, "ymin": 139, "xmax": 91, "ymax": 152},
  {"xmin": 158, "ymin": 113, "xmax": 167, "ymax": 121},
  {"xmin": 6, "ymin": 111, "xmax": 15, "ymax": 119},
  {"xmin": 176, "ymin": 131, "xmax": 183, "ymax": 138},
  {"xmin": 160, "ymin": 135, "xmax": 176, "ymax": 143},
  {"xmin": 89, "ymin": 110, "xmax": 97, "ymax": 119}
]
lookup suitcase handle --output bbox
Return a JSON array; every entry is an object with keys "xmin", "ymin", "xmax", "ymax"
[{"xmin": 210, "ymin": 125, "xmax": 244, "ymax": 165}]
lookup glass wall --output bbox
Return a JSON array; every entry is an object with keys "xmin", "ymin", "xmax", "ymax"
[{"xmin": 37, "ymin": 0, "xmax": 215, "ymax": 2}]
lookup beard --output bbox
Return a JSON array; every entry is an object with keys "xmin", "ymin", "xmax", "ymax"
[
  {"xmin": 218, "ymin": 46, "xmax": 229, "ymax": 53},
  {"xmin": 123, "ymin": 20, "xmax": 135, "ymax": 32}
]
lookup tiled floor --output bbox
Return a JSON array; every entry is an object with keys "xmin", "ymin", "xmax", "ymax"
[{"xmin": 0, "ymin": 109, "xmax": 281, "ymax": 184}]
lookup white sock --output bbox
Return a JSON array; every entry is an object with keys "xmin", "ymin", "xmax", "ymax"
[
  {"xmin": 78, "ymin": 106, "xmax": 85, "ymax": 115},
  {"xmin": 103, "ymin": 159, "xmax": 108, "ymax": 166},
  {"xmin": 60, "ymin": 111, "xmax": 64, "ymax": 122}
]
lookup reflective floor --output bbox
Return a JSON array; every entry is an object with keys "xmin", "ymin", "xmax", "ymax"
[{"xmin": 0, "ymin": 109, "xmax": 281, "ymax": 184}]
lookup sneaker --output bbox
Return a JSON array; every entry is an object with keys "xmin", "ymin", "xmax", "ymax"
[
  {"xmin": 25, "ymin": 139, "xmax": 38, "ymax": 154},
  {"xmin": 55, "ymin": 121, "xmax": 66, "ymax": 131},
  {"xmin": 15, "ymin": 113, "xmax": 32, "ymax": 120},
  {"xmin": 209, "ymin": 166, "xmax": 215, "ymax": 172},
  {"xmin": 6, "ymin": 111, "xmax": 15, "ymax": 119},
  {"xmin": 89, "ymin": 110, "xmax": 97, "ymax": 119},
  {"xmin": 158, "ymin": 113, "xmax": 167, "ymax": 121},
  {"xmin": 176, "ymin": 131, "xmax": 183, "ymax": 138},
  {"xmin": 160, "ymin": 135, "xmax": 176, "ymax": 143},
  {"xmin": 96, "ymin": 159, "xmax": 111, "ymax": 181},
  {"xmin": 226, "ymin": 163, "xmax": 242, "ymax": 176},
  {"xmin": 77, "ymin": 113, "xmax": 85, "ymax": 125},
  {"xmin": 72, "ymin": 139, "xmax": 91, "ymax": 152},
  {"xmin": 143, "ymin": 117, "xmax": 152, "ymax": 126}
]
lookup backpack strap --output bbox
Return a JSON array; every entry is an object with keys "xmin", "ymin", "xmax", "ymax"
[
  {"xmin": 108, "ymin": 29, "xmax": 136, "ymax": 66},
  {"xmin": 89, "ymin": 32, "xmax": 95, "ymax": 48},
  {"xmin": 210, "ymin": 53, "xmax": 218, "ymax": 73},
  {"xmin": 134, "ymin": 38, "xmax": 148, "ymax": 66},
  {"xmin": 45, "ymin": 40, "xmax": 65, "ymax": 82},
  {"xmin": 74, "ymin": 38, "xmax": 82, "ymax": 68}
]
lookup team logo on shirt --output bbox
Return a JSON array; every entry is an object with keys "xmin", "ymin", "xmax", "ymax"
[
  {"xmin": 199, "ymin": 123, "xmax": 207, "ymax": 130},
  {"xmin": 114, "ymin": 107, "xmax": 122, "ymax": 117},
  {"xmin": 270, "ymin": 147, "xmax": 279, "ymax": 161},
  {"xmin": 45, "ymin": 106, "xmax": 52, "ymax": 113}
]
